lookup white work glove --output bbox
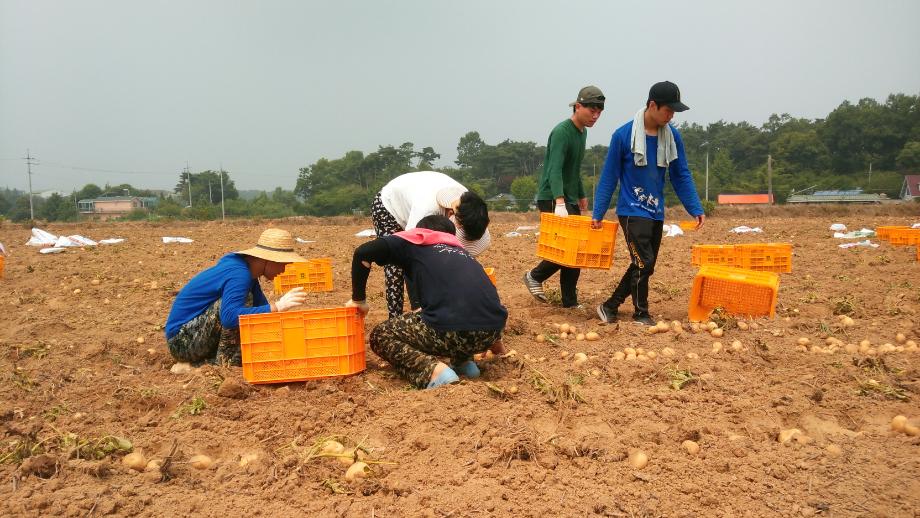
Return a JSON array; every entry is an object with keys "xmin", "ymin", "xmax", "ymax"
[
  {"xmin": 275, "ymin": 287, "xmax": 306, "ymax": 312},
  {"xmin": 554, "ymin": 203, "xmax": 568, "ymax": 217}
]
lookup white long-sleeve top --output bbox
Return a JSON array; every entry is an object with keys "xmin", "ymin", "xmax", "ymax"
[{"xmin": 379, "ymin": 171, "xmax": 491, "ymax": 256}]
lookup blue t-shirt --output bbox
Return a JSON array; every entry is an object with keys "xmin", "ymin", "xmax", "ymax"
[
  {"xmin": 383, "ymin": 236, "xmax": 507, "ymax": 332},
  {"xmin": 592, "ymin": 120, "xmax": 704, "ymax": 221},
  {"xmin": 164, "ymin": 253, "xmax": 270, "ymax": 339}
]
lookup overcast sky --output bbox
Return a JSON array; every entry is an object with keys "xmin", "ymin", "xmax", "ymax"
[{"xmin": 2, "ymin": 0, "xmax": 919, "ymax": 193}]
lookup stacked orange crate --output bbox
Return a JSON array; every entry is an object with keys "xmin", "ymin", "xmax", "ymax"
[
  {"xmin": 735, "ymin": 243, "xmax": 793, "ymax": 273},
  {"xmin": 691, "ymin": 245, "xmax": 737, "ymax": 267},
  {"xmin": 876, "ymin": 226, "xmax": 908, "ymax": 241},
  {"xmin": 273, "ymin": 258, "xmax": 333, "ymax": 293},
  {"xmin": 887, "ymin": 228, "xmax": 920, "ymax": 246}
]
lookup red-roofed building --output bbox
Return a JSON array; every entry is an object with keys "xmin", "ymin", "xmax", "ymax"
[
  {"xmin": 900, "ymin": 175, "xmax": 920, "ymax": 201},
  {"xmin": 717, "ymin": 193, "xmax": 774, "ymax": 205}
]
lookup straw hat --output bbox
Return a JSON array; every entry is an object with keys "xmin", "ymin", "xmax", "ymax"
[{"xmin": 236, "ymin": 228, "xmax": 307, "ymax": 263}]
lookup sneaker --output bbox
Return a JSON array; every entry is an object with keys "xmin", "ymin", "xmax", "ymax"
[
  {"xmin": 452, "ymin": 360, "xmax": 481, "ymax": 378},
  {"xmin": 523, "ymin": 272, "xmax": 547, "ymax": 303},
  {"xmin": 596, "ymin": 304, "xmax": 618, "ymax": 323},
  {"xmin": 426, "ymin": 367, "xmax": 460, "ymax": 389},
  {"xmin": 632, "ymin": 314, "xmax": 655, "ymax": 326}
]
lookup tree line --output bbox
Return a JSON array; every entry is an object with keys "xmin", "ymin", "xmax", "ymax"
[{"xmin": 2, "ymin": 92, "xmax": 918, "ymax": 223}]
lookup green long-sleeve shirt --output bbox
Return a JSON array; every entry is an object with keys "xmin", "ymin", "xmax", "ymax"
[{"xmin": 536, "ymin": 119, "xmax": 587, "ymax": 203}]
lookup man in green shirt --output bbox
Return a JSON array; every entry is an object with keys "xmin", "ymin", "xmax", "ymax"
[{"xmin": 523, "ymin": 85, "xmax": 605, "ymax": 308}]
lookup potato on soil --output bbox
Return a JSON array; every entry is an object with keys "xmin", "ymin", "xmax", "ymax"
[
  {"xmin": 321, "ymin": 440, "xmax": 345, "ymax": 455},
  {"xmin": 189, "ymin": 454, "xmax": 213, "ymax": 469},
  {"xmin": 681, "ymin": 440, "xmax": 700, "ymax": 455},
  {"xmin": 778, "ymin": 428, "xmax": 803, "ymax": 445},
  {"xmin": 628, "ymin": 450, "xmax": 648, "ymax": 469},
  {"xmin": 122, "ymin": 451, "xmax": 147, "ymax": 471},
  {"xmin": 345, "ymin": 461, "xmax": 370, "ymax": 482}
]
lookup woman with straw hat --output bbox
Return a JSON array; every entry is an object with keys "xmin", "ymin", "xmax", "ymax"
[{"xmin": 165, "ymin": 228, "xmax": 309, "ymax": 366}]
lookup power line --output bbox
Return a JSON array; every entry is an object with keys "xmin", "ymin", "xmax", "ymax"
[{"xmin": 30, "ymin": 159, "xmax": 296, "ymax": 179}]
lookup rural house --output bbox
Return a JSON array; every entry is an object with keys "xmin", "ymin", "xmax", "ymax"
[
  {"xmin": 900, "ymin": 175, "xmax": 920, "ymax": 201},
  {"xmin": 77, "ymin": 196, "xmax": 158, "ymax": 219}
]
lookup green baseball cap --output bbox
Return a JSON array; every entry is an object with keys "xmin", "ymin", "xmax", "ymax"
[{"xmin": 569, "ymin": 85, "xmax": 605, "ymax": 107}]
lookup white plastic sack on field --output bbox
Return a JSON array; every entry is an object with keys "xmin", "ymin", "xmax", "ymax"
[
  {"xmin": 295, "ymin": 237, "xmax": 316, "ymax": 244},
  {"xmin": 663, "ymin": 224, "xmax": 684, "ymax": 237},
  {"xmin": 162, "ymin": 237, "xmax": 194, "ymax": 244},
  {"xmin": 829, "ymin": 223, "xmax": 847, "ymax": 231},
  {"xmin": 913, "ymin": 223, "xmax": 920, "ymax": 229},
  {"xmin": 504, "ymin": 231, "xmax": 522, "ymax": 237},
  {"xmin": 833, "ymin": 229, "xmax": 875, "ymax": 239},
  {"xmin": 39, "ymin": 247, "xmax": 66, "ymax": 254},
  {"xmin": 729, "ymin": 226, "xmax": 763, "ymax": 234},
  {"xmin": 26, "ymin": 228, "xmax": 57, "ymax": 246},
  {"xmin": 55, "ymin": 235, "xmax": 97, "ymax": 247},
  {"xmin": 354, "ymin": 229, "xmax": 376, "ymax": 237},
  {"xmin": 515, "ymin": 226, "xmax": 538, "ymax": 232},
  {"xmin": 0, "ymin": 242, "xmax": 6, "ymax": 256},
  {"xmin": 99, "ymin": 238, "xmax": 125, "ymax": 245},
  {"xmin": 838, "ymin": 240, "xmax": 879, "ymax": 249}
]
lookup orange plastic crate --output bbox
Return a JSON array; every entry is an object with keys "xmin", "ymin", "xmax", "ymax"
[
  {"xmin": 691, "ymin": 245, "xmax": 737, "ymax": 267},
  {"xmin": 678, "ymin": 220, "xmax": 698, "ymax": 231},
  {"xmin": 888, "ymin": 228, "xmax": 920, "ymax": 246},
  {"xmin": 916, "ymin": 246, "xmax": 920, "ymax": 262},
  {"xmin": 483, "ymin": 267, "xmax": 496, "ymax": 286},
  {"xmin": 239, "ymin": 306, "xmax": 365, "ymax": 384},
  {"xmin": 876, "ymin": 226, "xmax": 908, "ymax": 241},
  {"xmin": 688, "ymin": 265, "xmax": 779, "ymax": 322},
  {"xmin": 735, "ymin": 243, "xmax": 793, "ymax": 273},
  {"xmin": 272, "ymin": 258, "xmax": 333, "ymax": 293},
  {"xmin": 0, "ymin": 255, "xmax": 4, "ymax": 279},
  {"xmin": 536, "ymin": 213, "xmax": 618, "ymax": 269},
  {"xmin": 691, "ymin": 243, "xmax": 792, "ymax": 273}
]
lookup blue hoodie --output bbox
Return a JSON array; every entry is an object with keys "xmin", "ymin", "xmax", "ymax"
[{"xmin": 592, "ymin": 120, "xmax": 703, "ymax": 221}]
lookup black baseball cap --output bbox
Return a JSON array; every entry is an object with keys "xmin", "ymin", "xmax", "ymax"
[
  {"xmin": 648, "ymin": 81, "xmax": 689, "ymax": 112},
  {"xmin": 569, "ymin": 85, "xmax": 605, "ymax": 107}
]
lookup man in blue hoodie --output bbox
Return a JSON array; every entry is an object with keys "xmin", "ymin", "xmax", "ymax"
[{"xmin": 592, "ymin": 81, "xmax": 705, "ymax": 325}]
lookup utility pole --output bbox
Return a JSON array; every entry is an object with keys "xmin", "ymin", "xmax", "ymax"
[
  {"xmin": 24, "ymin": 149, "xmax": 37, "ymax": 220},
  {"xmin": 208, "ymin": 179, "xmax": 213, "ymax": 204},
  {"xmin": 219, "ymin": 162, "xmax": 225, "ymax": 221},
  {"xmin": 184, "ymin": 162, "xmax": 192, "ymax": 207},
  {"xmin": 767, "ymin": 154, "xmax": 774, "ymax": 204},
  {"xmin": 867, "ymin": 161, "xmax": 873, "ymax": 191}
]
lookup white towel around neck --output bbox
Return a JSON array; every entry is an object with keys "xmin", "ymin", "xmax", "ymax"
[{"xmin": 630, "ymin": 108, "xmax": 678, "ymax": 168}]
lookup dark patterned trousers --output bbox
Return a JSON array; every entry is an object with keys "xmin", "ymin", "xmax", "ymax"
[
  {"xmin": 371, "ymin": 192, "xmax": 408, "ymax": 319},
  {"xmin": 529, "ymin": 200, "xmax": 582, "ymax": 307},
  {"xmin": 166, "ymin": 299, "xmax": 243, "ymax": 366},
  {"xmin": 370, "ymin": 312, "xmax": 503, "ymax": 389}
]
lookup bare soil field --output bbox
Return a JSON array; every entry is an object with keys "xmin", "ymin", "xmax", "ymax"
[{"xmin": 1, "ymin": 206, "xmax": 919, "ymax": 517}]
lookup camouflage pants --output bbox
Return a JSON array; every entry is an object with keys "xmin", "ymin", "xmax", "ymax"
[
  {"xmin": 370, "ymin": 312, "xmax": 502, "ymax": 388},
  {"xmin": 166, "ymin": 299, "xmax": 243, "ymax": 366}
]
